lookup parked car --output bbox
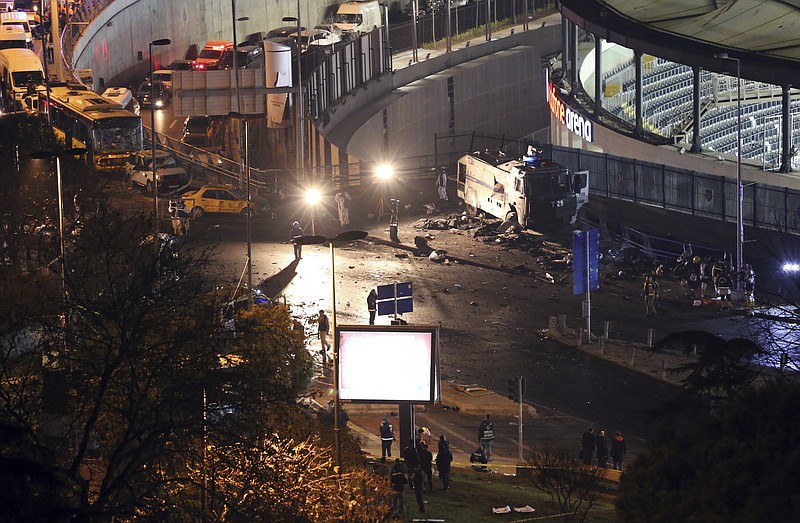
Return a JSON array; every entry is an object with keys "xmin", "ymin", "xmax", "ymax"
[
  {"xmin": 218, "ymin": 44, "xmax": 265, "ymax": 70},
  {"xmin": 151, "ymin": 69, "xmax": 173, "ymax": 89},
  {"xmin": 167, "ymin": 59, "xmax": 195, "ymax": 71},
  {"xmin": 136, "ymin": 80, "xmax": 171, "ymax": 108},
  {"xmin": 266, "ymin": 25, "xmax": 305, "ymax": 40},
  {"xmin": 125, "ymin": 150, "xmax": 190, "ymax": 195},
  {"xmin": 182, "ymin": 185, "xmax": 270, "ymax": 218},
  {"xmin": 240, "ymin": 31, "xmax": 267, "ymax": 46},
  {"xmin": 290, "ymin": 28, "xmax": 342, "ymax": 53},
  {"xmin": 181, "ymin": 115, "xmax": 212, "ymax": 147}
]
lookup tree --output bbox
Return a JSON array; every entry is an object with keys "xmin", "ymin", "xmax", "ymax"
[
  {"xmin": 616, "ymin": 381, "xmax": 800, "ymax": 522},
  {"xmin": 525, "ymin": 449, "xmax": 605, "ymax": 522},
  {"xmin": 657, "ymin": 330, "xmax": 763, "ymax": 401},
  {"xmin": 178, "ymin": 435, "xmax": 395, "ymax": 523}
]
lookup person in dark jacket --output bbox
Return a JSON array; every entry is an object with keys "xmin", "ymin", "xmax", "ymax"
[
  {"xmin": 595, "ymin": 429, "xmax": 609, "ymax": 468},
  {"xmin": 478, "ymin": 413, "xmax": 495, "ymax": 461},
  {"xmin": 436, "ymin": 436, "xmax": 453, "ymax": 490},
  {"xmin": 581, "ymin": 426, "xmax": 595, "ymax": 465},
  {"xmin": 418, "ymin": 442, "xmax": 434, "ymax": 492},
  {"xmin": 610, "ymin": 431, "xmax": 627, "ymax": 470},
  {"xmin": 379, "ymin": 418, "xmax": 395, "ymax": 458},
  {"xmin": 390, "ymin": 459, "xmax": 408, "ymax": 518},
  {"xmin": 289, "ymin": 221, "xmax": 304, "ymax": 259},
  {"xmin": 411, "ymin": 466, "xmax": 426, "ymax": 513},
  {"xmin": 403, "ymin": 442, "xmax": 420, "ymax": 475},
  {"xmin": 367, "ymin": 289, "xmax": 377, "ymax": 325}
]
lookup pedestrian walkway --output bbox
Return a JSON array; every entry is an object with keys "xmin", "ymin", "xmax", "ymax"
[{"xmin": 391, "ymin": 11, "xmax": 562, "ymax": 70}]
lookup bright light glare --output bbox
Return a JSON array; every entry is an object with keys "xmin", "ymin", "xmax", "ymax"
[
  {"xmin": 305, "ymin": 188, "xmax": 321, "ymax": 205},
  {"xmin": 782, "ymin": 262, "xmax": 800, "ymax": 273},
  {"xmin": 376, "ymin": 164, "xmax": 393, "ymax": 180}
]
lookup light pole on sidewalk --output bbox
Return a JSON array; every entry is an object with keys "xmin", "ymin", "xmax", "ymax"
[
  {"xmin": 295, "ymin": 230, "xmax": 368, "ymax": 474},
  {"xmin": 714, "ymin": 52, "xmax": 743, "ymax": 290},
  {"xmin": 149, "ymin": 38, "xmax": 171, "ymax": 249}
]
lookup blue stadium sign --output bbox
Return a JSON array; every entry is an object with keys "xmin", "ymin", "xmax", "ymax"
[
  {"xmin": 377, "ymin": 282, "xmax": 413, "ymax": 316},
  {"xmin": 573, "ymin": 229, "xmax": 600, "ymax": 295}
]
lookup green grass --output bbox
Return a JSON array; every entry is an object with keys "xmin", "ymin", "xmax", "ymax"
[{"xmin": 394, "ymin": 467, "xmax": 618, "ymax": 522}]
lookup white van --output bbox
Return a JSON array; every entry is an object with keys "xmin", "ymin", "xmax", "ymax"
[
  {"xmin": 0, "ymin": 47, "xmax": 43, "ymax": 110},
  {"xmin": 0, "ymin": 23, "xmax": 25, "ymax": 50},
  {"xmin": 0, "ymin": 11, "xmax": 32, "ymax": 48},
  {"xmin": 333, "ymin": 1, "xmax": 383, "ymax": 37}
]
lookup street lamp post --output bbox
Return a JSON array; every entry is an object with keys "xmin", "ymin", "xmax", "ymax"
[
  {"xmin": 294, "ymin": 230, "xmax": 368, "ymax": 474},
  {"xmin": 149, "ymin": 38, "xmax": 171, "ymax": 248},
  {"xmin": 229, "ymin": 111, "xmax": 256, "ymax": 310},
  {"xmin": 715, "ymin": 52, "xmax": 743, "ymax": 290},
  {"xmin": 30, "ymin": 148, "xmax": 88, "ymax": 307},
  {"xmin": 283, "ymin": 10, "xmax": 304, "ymax": 182}
]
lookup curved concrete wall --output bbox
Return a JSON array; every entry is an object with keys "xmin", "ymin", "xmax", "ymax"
[{"xmin": 73, "ymin": 0, "xmax": 338, "ymax": 87}]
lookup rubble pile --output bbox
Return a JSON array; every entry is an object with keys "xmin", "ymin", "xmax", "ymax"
[{"xmin": 411, "ymin": 212, "xmax": 576, "ymax": 281}]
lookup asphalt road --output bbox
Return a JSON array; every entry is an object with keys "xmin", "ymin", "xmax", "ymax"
[{"xmin": 151, "ymin": 179, "xmax": 744, "ymax": 455}]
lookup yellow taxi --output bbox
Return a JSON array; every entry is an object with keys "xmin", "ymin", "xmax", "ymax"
[{"xmin": 182, "ymin": 185, "xmax": 252, "ymax": 217}]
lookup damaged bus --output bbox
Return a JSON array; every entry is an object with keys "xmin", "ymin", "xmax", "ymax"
[{"xmin": 456, "ymin": 146, "xmax": 588, "ymax": 228}]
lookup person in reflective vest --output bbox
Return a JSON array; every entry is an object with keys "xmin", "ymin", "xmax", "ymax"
[{"xmin": 478, "ymin": 413, "xmax": 495, "ymax": 461}]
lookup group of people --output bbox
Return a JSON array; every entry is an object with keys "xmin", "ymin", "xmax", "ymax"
[
  {"xmin": 641, "ymin": 256, "xmax": 756, "ymax": 315},
  {"xmin": 380, "ymin": 419, "xmax": 453, "ymax": 518},
  {"xmin": 580, "ymin": 426, "xmax": 626, "ymax": 470}
]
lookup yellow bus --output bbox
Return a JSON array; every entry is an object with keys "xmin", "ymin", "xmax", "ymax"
[{"xmin": 43, "ymin": 83, "xmax": 143, "ymax": 173}]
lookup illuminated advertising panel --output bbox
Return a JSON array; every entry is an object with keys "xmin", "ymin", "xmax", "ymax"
[
  {"xmin": 337, "ymin": 325, "xmax": 439, "ymax": 403},
  {"xmin": 547, "ymin": 82, "xmax": 594, "ymax": 143}
]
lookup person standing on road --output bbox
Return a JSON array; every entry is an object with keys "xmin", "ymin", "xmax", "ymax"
[
  {"xmin": 596, "ymin": 429, "xmax": 609, "ymax": 468},
  {"xmin": 436, "ymin": 436, "xmax": 453, "ymax": 490},
  {"xmin": 418, "ymin": 442, "xmax": 434, "ymax": 492},
  {"xmin": 334, "ymin": 189, "xmax": 351, "ymax": 226},
  {"xmin": 390, "ymin": 459, "xmax": 408, "ymax": 518},
  {"xmin": 478, "ymin": 414, "xmax": 495, "ymax": 461},
  {"xmin": 367, "ymin": 289, "xmax": 377, "ymax": 325},
  {"xmin": 289, "ymin": 221, "xmax": 304, "ymax": 259},
  {"xmin": 317, "ymin": 310, "xmax": 331, "ymax": 366},
  {"xmin": 611, "ymin": 431, "xmax": 627, "ymax": 471},
  {"xmin": 436, "ymin": 169, "xmax": 448, "ymax": 201},
  {"xmin": 641, "ymin": 275, "xmax": 659, "ymax": 315},
  {"xmin": 380, "ymin": 418, "xmax": 395, "ymax": 458},
  {"xmin": 581, "ymin": 426, "xmax": 595, "ymax": 465}
]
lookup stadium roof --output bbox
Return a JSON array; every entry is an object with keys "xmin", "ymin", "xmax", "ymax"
[{"xmin": 559, "ymin": 0, "xmax": 800, "ymax": 86}]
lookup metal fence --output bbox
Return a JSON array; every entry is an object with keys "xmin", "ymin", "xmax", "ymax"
[{"xmin": 542, "ymin": 144, "xmax": 800, "ymax": 236}]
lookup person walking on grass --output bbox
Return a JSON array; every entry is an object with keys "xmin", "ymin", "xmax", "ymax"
[
  {"xmin": 436, "ymin": 436, "xmax": 453, "ymax": 491},
  {"xmin": 390, "ymin": 459, "xmax": 408, "ymax": 518}
]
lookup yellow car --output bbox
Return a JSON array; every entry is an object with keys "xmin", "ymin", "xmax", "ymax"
[{"xmin": 182, "ymin": 185, "xmax": 259, "ymax": 218}]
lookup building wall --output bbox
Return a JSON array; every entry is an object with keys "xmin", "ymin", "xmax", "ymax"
[{"xmin": 72, "ymin": 0, "xmax": 339, "ymax": 87}]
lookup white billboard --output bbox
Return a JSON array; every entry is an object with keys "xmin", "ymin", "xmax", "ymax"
[{"xmin": 337, "ymin": 325, "xmax": 439, "ymax": 403}]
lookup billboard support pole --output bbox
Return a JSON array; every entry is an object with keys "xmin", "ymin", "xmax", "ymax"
[
  {"xmin": 399, "ymin": 403, "xmax": 415, "ymax": 455},
  {"xmin": 331, "ymin": 241, "xmax": 342, "ymax": 474},
  {"xmin": 518, "ymin": 377, "xmax": 524, "ymax": 461}
]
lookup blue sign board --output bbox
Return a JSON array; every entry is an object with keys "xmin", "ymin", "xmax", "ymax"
[
  {"xmin": 573, "ymin": 229, "xmax": 600, "ymax": 295},
  {"xmin": 377, "ymin": 282, "xmax": 413, "ymax": 316}
]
